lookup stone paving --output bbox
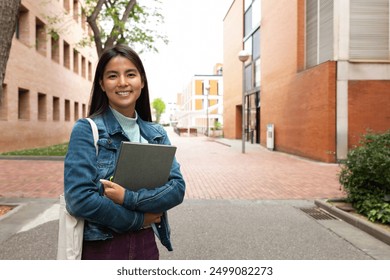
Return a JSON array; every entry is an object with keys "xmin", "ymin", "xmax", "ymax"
[{"xmin": 0, "ymin": 128, "xmax": 345, "ymax": 200}]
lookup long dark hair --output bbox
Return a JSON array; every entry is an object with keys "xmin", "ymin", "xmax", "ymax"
[{"xmin": 88, "ymin": 44, "xmax": 152, "ymax": 122}]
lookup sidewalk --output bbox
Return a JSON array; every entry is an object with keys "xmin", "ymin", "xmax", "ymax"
[{"xmin": 0, "ymin": 128, "xmax": 345, "ymax": 200}]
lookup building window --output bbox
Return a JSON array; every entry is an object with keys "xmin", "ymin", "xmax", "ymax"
[
  {"xmin": 53, "ymin": 96, "xmax": 60, "ymax": 121},
  {"xmin": 0, "ymin": 84, "xmax": 8, "ymax": 120},
  {"xmin": 245, "ymin": 64, "xmax": 252, "ymax": 92},
  {"xmin": 73, "ymin": 49, "xmax": 79, "ymax": 74},
  {"xmin": 64, "ymin": 41, "xmax": 70, "ymax": 69},
  {"xmin": 81, "ymin": 56, "xmax": 86, "ymax": 78},
  {"xmin": 17, "ymin": 6, "xmax": 29, "ymax": 45},
  {"xmin": 36, "ymin": 18, "xmax": 46, "ymax": 56},
  {"xmin": 18, "ymin": 88, "xmax": 30, "ymax": 120},
  {"xmin": 82, "ymin": 103, "xmax": 86, "ymax": 118},
  {"xmin": 51, "ymin": 37, "xmax": 60, "ymax": 63},
  {"xmin": 305, "ymin": 0, "xmax": 334, "ymax": 68},
  {"xmin": 244, "ymin": 0, "xmax": 261, "ymax": 37},
  {"xmin": 244, "ymin": 5, "xmax": 253, "ymax": 37},
  {"xmin": 88, "ymin": 61, "xmax": 93, "ymax": 81},
  {"xmin": 254, "ymin": 58, "xmax": 261, "ymax": 88},
  {"xmin": 65, "ymin": 99, "xmax": 71, "ymax": 121},
  {"xmin": 82, "ymin": 10, "xmax": 87, "ymax": 31},
  {"xmin": 73, "ymin": 0, "xmax": 79, "ymax": 22},
  {"xmin": 38, "ymin": 93, "xmax": 47, "ymax": 121},
  {"xmin": 74, "ymin": 102, "xmax": 79, "ymax": 120},
  {"xmin": 350, "ymin": 0, "xmax": 389, "ymax": 60},
  {"xmin": 252, "ymin": 0, "xmax": 261, "ymax": 27},
  {"xmin": 244, "ymin": 0, "xmax": 261, "ymax": 92},
  {"xmin": 64, "ymin": 0, "xmax": 70, "ymax": 13}
]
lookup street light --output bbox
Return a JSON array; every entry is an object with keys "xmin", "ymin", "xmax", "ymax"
[
  {"xmin": 238, "ymin": 50, "xmax": 250, "ymax": 153},
  {"xmin": 204, "ymin": 81, "xmax": 210, "ymax": 136}
]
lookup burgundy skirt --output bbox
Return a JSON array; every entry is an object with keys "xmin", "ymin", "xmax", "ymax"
[{"xmin": 81, "ymin": 228, "xmax": 159, "ymax": 260}]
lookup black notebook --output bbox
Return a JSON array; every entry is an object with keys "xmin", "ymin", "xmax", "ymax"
[{"xmin": 112, "ymin": 142, "xmax": 177, "ymax": 191}]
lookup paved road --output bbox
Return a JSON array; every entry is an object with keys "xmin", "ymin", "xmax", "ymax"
[{"xmin": 1, "ymin": 129, "xmax": 390, "ymax": 260}]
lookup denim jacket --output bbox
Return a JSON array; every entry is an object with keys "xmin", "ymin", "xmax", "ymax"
[{"xmin": 64, "ymin": 108, "xmax": 185, "ymax": 251}]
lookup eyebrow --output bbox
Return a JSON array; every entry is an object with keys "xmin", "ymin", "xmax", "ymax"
[{"xmin": 104, "ymin": 68, "xmax": 138, "ymax": 75}]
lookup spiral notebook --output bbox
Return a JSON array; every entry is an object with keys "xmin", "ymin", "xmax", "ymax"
[{"xmin": 112, "ymin": 142, "xmax": 177, "ymax": 191}]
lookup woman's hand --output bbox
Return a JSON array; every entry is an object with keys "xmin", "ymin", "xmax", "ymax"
[
  {"xmin": 143, "ymin": 213, "xmax": 162, "ymax": 227},
  {"xmin": 100, "ymin": 179, "xmax": 125, "ymax": 205},
  {"xmin": 100, "ymin": 179, "xmax": 162, "ymax": 227}
]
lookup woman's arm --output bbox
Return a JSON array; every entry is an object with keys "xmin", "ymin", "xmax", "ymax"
[
  {"xmin": 64, "ymin": 119, "xmax": 145, "ymax": 232},
  {"xmin": 101, "ymin": 158, "xmax": 185, "ymax": 213},
  {"xmin": 101, "ymin": 131, "xmax": 186, "ymax": 213}
]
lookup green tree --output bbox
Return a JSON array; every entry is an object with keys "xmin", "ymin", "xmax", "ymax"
[
  {"xmin": 152, "ymin": 98, "xmax": 166, "ymax": 124},
  {"xmin": 44, "ymin": 0, "xmax": 168, "ymax": 57},
  {"xmin": 84, "ymin": 0, "xmax": 168, "ymax": 56}
]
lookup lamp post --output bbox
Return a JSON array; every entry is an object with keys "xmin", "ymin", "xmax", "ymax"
[
  {"xmin": 205, "ymin": 81, "xmax": 210, "ymax": 136},
  {"xmin": 238, "ymin": 50, "xmax": 250, "ymax": 153}
]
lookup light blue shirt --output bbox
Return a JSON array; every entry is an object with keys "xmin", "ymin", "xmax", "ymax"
[{"xmin": 110, "ymin": 107, "xmax": 147, "ymax": 143}]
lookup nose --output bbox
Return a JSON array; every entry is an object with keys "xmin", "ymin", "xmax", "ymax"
[{"xmin": 118, "ymin": 75, "xmax": 128, "ymax": 87}]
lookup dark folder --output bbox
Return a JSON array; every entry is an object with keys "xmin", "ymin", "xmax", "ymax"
[{"xmin": 112, "ymin": 142, "xmax": 177, "ymax": 191}]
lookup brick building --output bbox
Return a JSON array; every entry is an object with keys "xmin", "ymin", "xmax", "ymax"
[
  {"xmin": 0, "ymin": 0, "xmax": 96, "ymax": 153},
  {"xmin": 223, "ymin": 0, "xmax": 390, "ymax": 162}
]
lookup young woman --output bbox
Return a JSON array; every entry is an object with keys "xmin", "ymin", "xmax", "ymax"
[{"xmin": 64, "ymin": 44, "xmax": 185, "ymax": 260}]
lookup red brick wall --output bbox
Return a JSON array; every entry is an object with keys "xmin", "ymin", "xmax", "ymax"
[
  {"xmin": 261, "ymin": 0, "xmax": 337, "ymax": 162},
  {"xmin": 261, "ymin": 62, "xmax": 337, "ymax": 162},
  {"xmin": 348, "ymin": 80, "xmax": 390, "ymax": 147}
]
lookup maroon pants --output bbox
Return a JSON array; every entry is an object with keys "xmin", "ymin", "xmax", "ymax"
[{"xmin": 81, "ymin": 228, "xmax": 159, "ymax": 260}]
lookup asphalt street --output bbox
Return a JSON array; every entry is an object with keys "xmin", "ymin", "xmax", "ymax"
[{"xmin": 1, "ymin": 197, "xmax": 390, "ymax": 260}]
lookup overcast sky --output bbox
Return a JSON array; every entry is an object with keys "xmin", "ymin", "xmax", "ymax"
[{"xmin": 139, "ymin": 0, "xmax": 233, "ymax": 103}]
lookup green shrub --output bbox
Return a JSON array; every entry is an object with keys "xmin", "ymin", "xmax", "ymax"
[{"xmin": 339, "ymin": 129, "xmax": 390, "ymax": 224}]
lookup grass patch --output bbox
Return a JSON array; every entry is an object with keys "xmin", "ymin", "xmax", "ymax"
[{"xmin": 0, "ymin": 143, "xmax": 69, "ymax": 156}]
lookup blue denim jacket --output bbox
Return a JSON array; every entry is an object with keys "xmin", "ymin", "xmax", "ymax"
[{"xmin": 64, "ymin": 108, "xmax": 185, "ymax": 251}]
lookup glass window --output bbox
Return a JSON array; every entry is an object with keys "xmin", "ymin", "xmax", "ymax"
[
  {"xmin": 252, "ymin": 28, "xmax": 260, "ymax": 59},
  {"xmin": 244, "ymin": 6, "xmax": 252, "ymax": 37},
  {"xmin": 252, "ymin": 0, "xmax": 261, "ymax": 27},
  {"xmin": 245, "ymin": 0, "xmax": 252, "ymax": 11},
  {"xmin": 245, "ymin": 64, "xmax": 252, "ymax": 92},
  {"xmin": 254, "ymin": 59, "xmax": 261, "ymax": 88},
  {"xmin": 244, "ymin": 36, "xmax": 252, "ymax": 59}
]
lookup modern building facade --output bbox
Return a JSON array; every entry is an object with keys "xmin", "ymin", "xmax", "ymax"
[
  {"xmin": 223, "ymin": 0, "xmax": 390, "ymax": 163},
  {"xmin": 176, "ymin": 69, "xmax": 223, "ymax": 135},
  {"xmin": 0, "ymin": 0, "xmax": 96, "ymax": 153}
]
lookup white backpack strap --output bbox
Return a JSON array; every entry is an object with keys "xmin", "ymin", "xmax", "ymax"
[{"xmin": 86, "ymin": 118, "xmax": 99, "ymax": 156}]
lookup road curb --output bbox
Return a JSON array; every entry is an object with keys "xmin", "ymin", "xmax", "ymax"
[{"xmin": 315, "ymin": 199, "xmax": 390, "ymax": 246}]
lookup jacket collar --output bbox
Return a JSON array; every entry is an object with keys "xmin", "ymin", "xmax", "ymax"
[
  {"xmin": 102, "ymin": 108, "xmax": 126, "ymax": 136},
  {"xmin": 101, "ymin": 108, "xmax": 164, "ymax": 142}
]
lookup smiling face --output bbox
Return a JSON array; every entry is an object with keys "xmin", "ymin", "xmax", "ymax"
[{"xmin": 100, "ymin": 55, "xmax": 144, "ymax": 118}]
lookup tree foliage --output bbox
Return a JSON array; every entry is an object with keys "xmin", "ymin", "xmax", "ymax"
[
  {"xmin": 152, "ymin": 98, "xmax": 166, "ymax": 124},
  {"xmin": 83, "ymin": 0, "xmax": 168, "ymax": 56}
]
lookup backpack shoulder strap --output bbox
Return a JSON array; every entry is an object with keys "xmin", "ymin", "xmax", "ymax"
[{"xmin": 85, "ymin": 118, "xmax": 99, "ymax": 156}]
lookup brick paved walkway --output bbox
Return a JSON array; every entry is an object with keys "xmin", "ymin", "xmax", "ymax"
[{"xmin": 0, "ymin": 129, "xmax": 345, "ymax": 200}]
